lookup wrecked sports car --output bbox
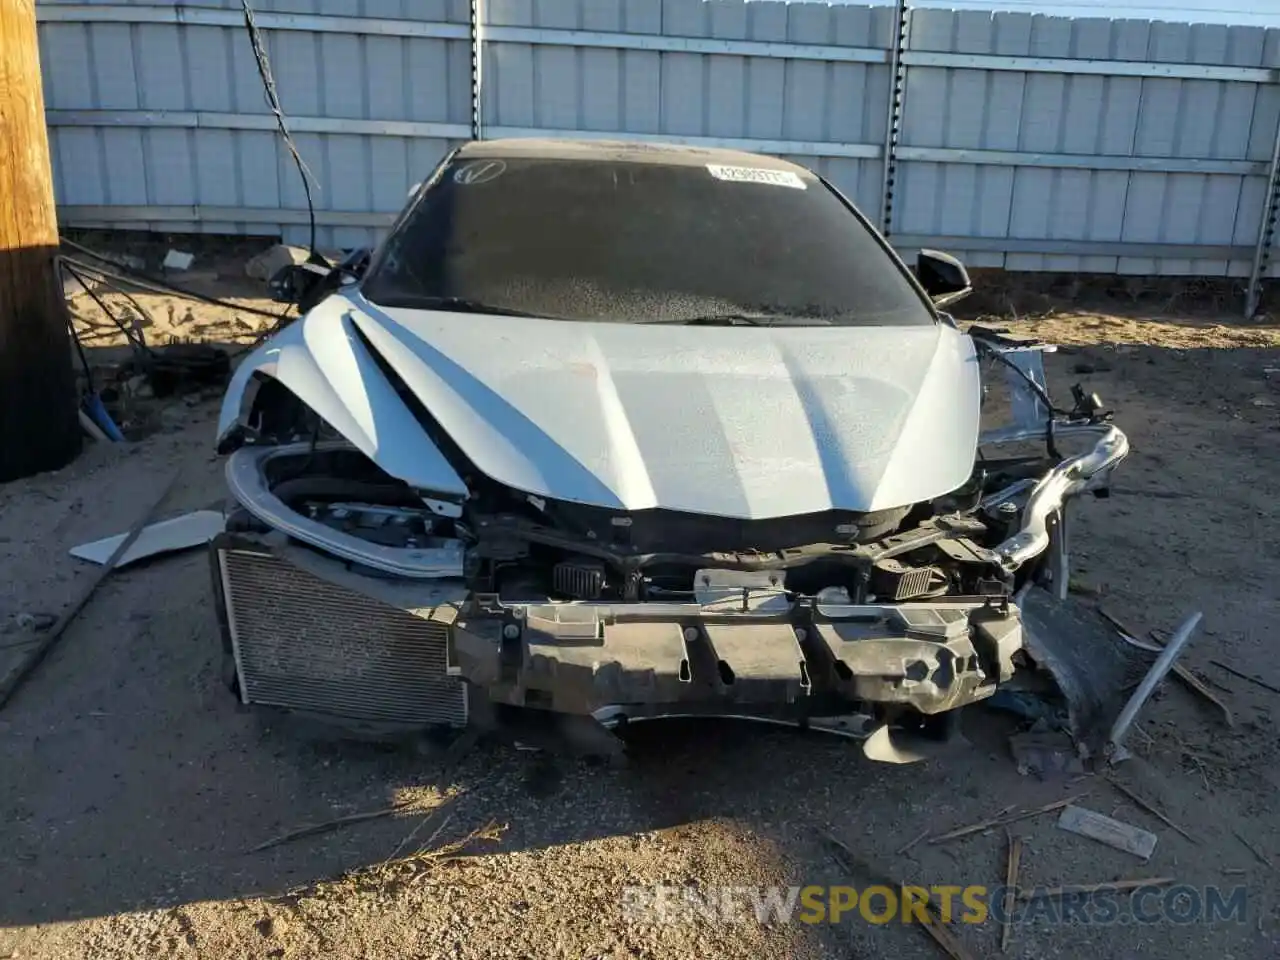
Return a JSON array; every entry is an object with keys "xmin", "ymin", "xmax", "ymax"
[{"xmin": 212, "ymin": 139, "xmax": 1135, "ymax": 763}]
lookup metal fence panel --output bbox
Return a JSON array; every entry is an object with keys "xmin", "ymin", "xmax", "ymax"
[{"xmin": 35, "ymin": 0, "xmax": 1280, "ymax": 276}]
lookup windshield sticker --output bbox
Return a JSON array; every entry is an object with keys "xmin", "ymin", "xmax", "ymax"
[
  {"xmin": 706, "ymin": 164, "xmax": 806, "ymax": 190},
  {"xmin": 453, "ymin": 159, "xmax": 507, "ymax": 185}
]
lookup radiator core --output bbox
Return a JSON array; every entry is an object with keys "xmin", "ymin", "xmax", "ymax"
[{"xmin": 217, "ymin": 547, "xmax": 468, "ymax": 727}]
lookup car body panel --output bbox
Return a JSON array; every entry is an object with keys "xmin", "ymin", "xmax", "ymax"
[{"xmin": 219, "ymin": 292, "xmax": 980, "ymax": 518}]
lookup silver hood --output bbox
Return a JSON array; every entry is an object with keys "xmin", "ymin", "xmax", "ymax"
[{"xmin": 217, "ymin": 292, "xmax": 980, "ymax": 519}]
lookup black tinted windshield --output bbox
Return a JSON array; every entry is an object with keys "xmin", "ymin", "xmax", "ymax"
[{"xmin": 362, "ymin": 152, "xmax": 931, "ymax": 326}]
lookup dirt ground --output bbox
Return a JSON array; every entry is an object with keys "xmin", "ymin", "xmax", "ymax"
[{"xmin": 2, "ymin": 237, "xmax": 1280, "ymax": 959}]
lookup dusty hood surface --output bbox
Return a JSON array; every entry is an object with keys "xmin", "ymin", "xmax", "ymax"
[{"xmin": 218, "ymin": 293, "xmax": 980, "ymax": 519}]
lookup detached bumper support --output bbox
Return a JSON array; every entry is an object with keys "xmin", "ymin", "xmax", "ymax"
[{"xmin": 451, "ymin": 597, "xmax": 1022, "ymax": 718}]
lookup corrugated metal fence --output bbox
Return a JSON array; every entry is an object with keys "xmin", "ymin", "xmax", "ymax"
[{"xmin": 35, "ymin": 0, "xmax": 1280, "ymax": 286}]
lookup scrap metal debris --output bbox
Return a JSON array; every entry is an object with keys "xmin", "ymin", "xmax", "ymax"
[
  {"xmin": 1106, "ymin": 611, "xmax": 1204, "ymax": 762},
  {"xmin": 928, "ymin": 793, "xmax": 1089, "ymax": 845},
  {"xmin": 1057, "ymin": 805, "xmax": 1158, "ymax": 860},
  {"xmin": 1098, "ymin": 606, "xmax": 1234, "ymax": 727}
]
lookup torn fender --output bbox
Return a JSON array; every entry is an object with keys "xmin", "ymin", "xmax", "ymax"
[{"xmin": 215, "ymin": 295, "xmax": 467, "ymax": 499}]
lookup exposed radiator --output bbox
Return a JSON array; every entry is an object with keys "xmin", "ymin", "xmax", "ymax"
[{"xmin": 217, "ymin": 547, "xmax": 468, "ymax": 727}]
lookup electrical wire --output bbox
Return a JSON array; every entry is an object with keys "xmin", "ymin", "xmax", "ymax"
[
  {"xmin": 65, "ymin": 313, "xmax": 96, "ymax": 392},
  {"xmin": 69, "ymin": 262, "xmax": 159, "ymax": 332},
  {"xmin": 59, "ymin": 242, "xmax": 297, "ymax": 361},
  {"xmin": 973, "ymin": 338, "xmax": 1065, "ymax": 460},
  {"xmin": 60, "ymin": 259, "xmax": 152, "ymax": 357},
  {"xmin": 239, "ymin": 0, "xmax": 318, "ymax": 256},
  {"xmin": 59, "ymin": 239, "xmax": 284, "ymax": 319},
  {"xmin": 974, "ymin": 339, "xmax": 1064, "ymax": 417}
]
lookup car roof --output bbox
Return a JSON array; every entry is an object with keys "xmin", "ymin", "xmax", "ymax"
[{"xmin": 453, "ymin": 138, "xmax": 814, "ymax": 175}]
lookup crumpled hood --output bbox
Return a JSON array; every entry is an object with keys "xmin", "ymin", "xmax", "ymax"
[{"xmin": 218, "ymin": 293, "xmax": 980, "ymax": 519}]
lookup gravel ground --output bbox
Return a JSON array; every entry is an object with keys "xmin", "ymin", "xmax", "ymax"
[{"xmin": 1, "ymin": 247, "xmax": 1279, "ymax": 959}]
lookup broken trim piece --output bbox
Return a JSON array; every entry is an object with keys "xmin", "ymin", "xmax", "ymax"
[
  {"xmin": 987, "ymin": 423, "xmax": 1129, "ymax": 571},
  {"xmin": 70, "ymin": 510, "xmax": 225, "ymax": 568}
]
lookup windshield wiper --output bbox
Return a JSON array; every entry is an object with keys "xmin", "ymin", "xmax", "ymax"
[
  {"xmin": 411, "ymin": 296, "xmax": 541, "ymax": 319},
  {"xmin": 649, "ymin": 313, "xmax": 774, "ymax": 326}
]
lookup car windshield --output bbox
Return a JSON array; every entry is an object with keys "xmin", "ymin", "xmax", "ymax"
[{"xmin": 361, "ymin": 152, "xmax": 932, "ymax": 326}]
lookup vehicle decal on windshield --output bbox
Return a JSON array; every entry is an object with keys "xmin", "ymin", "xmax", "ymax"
[
  {"xmin": 453, "ymin": 159, "xmax": 507, "ymax": 185},
  {"xmin": 706, "ymin": 164, "xmax": 806, "ymax": 190}
]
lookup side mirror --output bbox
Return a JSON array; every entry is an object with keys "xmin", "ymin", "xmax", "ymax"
[
  {"xmin": 337, "ymin": 246, "xmax": 372, "ymax": 280},
  {"xmin": 917, "ymin": 249, "xmax": 971, "ymax": 308},
  {"xmin": 268, "ymin": 262, "xmax": 331, "ymax": 308},
  {"xmin": 269, "ymin": 248, "xmax": 373, "ymax": 312}
]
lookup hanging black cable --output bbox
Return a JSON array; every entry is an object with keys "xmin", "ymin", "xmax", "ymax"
[{"xmin": 239, "ymin": 0, "xmax": 319, "ymax": 257}]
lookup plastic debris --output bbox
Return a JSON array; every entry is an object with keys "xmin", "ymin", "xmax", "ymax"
[
  {"xmin": 1057, "ymin": 805, "xmax": 1158, "ymax": 860},
  {"xmin": 162, "ymin": 249, "xmax": 195, "ymax": 271},
  {"xmin": 70, "ymin": 510, "xmax": 225, "ymax": 569}
]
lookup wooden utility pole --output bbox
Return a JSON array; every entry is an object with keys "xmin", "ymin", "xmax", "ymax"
[{"xmin": 0, "ymin": 0, "xmax": 80, "ymax": 481}]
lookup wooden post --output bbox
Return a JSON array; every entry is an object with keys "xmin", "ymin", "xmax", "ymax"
[{"xmin": 0, "ymin": 0, "xmax": 80, "ymax": 481}]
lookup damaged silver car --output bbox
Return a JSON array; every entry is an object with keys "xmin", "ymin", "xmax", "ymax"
[{"xmin": 211, "ymin": 139, "xmax": 1132, "ymax": 763}]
